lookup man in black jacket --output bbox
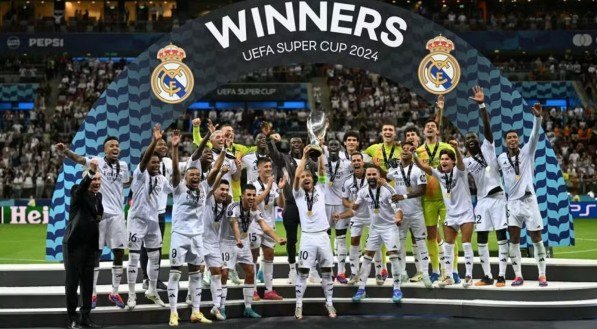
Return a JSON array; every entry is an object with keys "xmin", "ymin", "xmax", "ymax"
[{"xmin": 63, "ymin": 160, "xmax": 103, "ymax": 329}]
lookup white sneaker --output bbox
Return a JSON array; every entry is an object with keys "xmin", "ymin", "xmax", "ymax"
[
  {"xmin": 127, "ymin": 295, "xmax": 136, "ymax": 310},
  {"xmin": 229, "ymin": 269, "xmax": 242, "ymax": 285},
  {"xmin": 145, "ymin": 290, "xmax": 166, "ymax": 307},
  {"xmin": 463, "ymin": 276, "xmax": 473, "ymax": 288},
  {"xmin": 288, "ymin": 268, "xmax": 297, "ymax": 284},
  {"xmin": 294, "ymin": 306, "xmax": 303, "ymax": 320},
  {"xmin": 422, "ymin": 274, "xmax": 433, "ymax": 288},
  {"xmin": 308, "ymin": 270, "xmax": 322, "ymax": 284},
  {"xmin": 185, "ymin": 292, "xmax": 192, "ymax": 306}
]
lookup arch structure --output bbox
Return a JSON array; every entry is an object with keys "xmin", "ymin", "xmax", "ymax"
[{"xmin": 47, "ymin": 0, "xmax": 573, "ymax": 261}]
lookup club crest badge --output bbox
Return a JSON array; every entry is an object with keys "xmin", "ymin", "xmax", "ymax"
[
  {"xmin": 418, "ymin": 35, "xmax": 461, "ymax": 95},
  {"xmin": 151, "ymin": 44, "xmax": 194, "ymax": 104}
]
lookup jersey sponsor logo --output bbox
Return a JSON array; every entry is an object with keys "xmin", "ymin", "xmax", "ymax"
[
  {"xmin": 418, "ymin": 35, "xmax": 460, "ymax": 95},
  {"xmin": 151, "ymin": 44, "xmax": 194, "ymax": 104}
]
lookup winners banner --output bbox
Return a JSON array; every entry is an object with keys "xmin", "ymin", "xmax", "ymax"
[{"xmin": 48, "ymin": 0, "xmax": 573, "ymax": 261}]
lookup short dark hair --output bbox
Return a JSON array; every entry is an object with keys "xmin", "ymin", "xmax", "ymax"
[
  {"xmin": 404, "ymin": 126, "xmax": 420, "ymax": 136},
  {"xmin": 504, "ymin": 130, "xmax": 518, "ymax": 139},
  {"xmin": 424, "ymin": 119, "xmax": 438, "ymax": 128},
  {"xmin": 256, "ymin": 157, "xmax": 272, "ymax": 167},
  {"xmin": 351, "ymin": 152, "xmax": 364, "ymax": 160},
  {"xmin": 343, "ymin": 131, "xmax": 360, "ymax": 143},
  {"xmin": 241, "ymin": 184, "xmax": 256, "ymax": 193},
  {"xmin": 103, "ymin": 136, "xmax": 119, "ymax": 145},
  {"xmin": 439, "ymin": 149, "xmax": 456, "ymax": 161},
  {"xmin": 219, "ymin": 179, "xmax": 230, "ymax": 186},
  {"xmin": 364, "ymin": 163, "xmax": 381, "ymax": 174},
  {"xmin": 401, "ymin": 140, "xmax": 414, "ymax": 147}
]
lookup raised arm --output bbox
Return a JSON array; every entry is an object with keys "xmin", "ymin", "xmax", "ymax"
[
  {"xmin": 449, "ymin": 140, "xmax": 465, "ymax": 171},
  {"xmin": 267, "ymin": 135, "xmax": 285, "ymax": 167},
  {"xmin": 208, "ymin": 165, "xmax": 229, "ymax": 197},
  {"xmin": 435, "ymin": 94, "xmax": 444, "ymax": 132},
  {"xmin": 276, "ymin": 175, "xmax": 286, "ymax": 208},
  {"xmin": 191, "ymin": 120, "xmax": 215, "ymax": 161},
  {"xmin": 192, "ymin": 118, "xmax": 214, "ymax": 149},
  {"xmin": 413, "ymin": 147, "xmax": 432, "ymax": 175},
  {"xmin": 171, "ymin": 130, "xmax": 181, "ymax": 187},
  {"xmin": 293, "ymin": 146, "xmax": 310, "ymax": 191},
  {"xmin": 139, "ymin": 124, "xmax": 162, "ymax": 173},
  {"xmin": 527, "ymin": 103, "xmax": 543, "ymax": 154},
  {"xmin": 207, "ymin": 142, "xmax": 228, "ymax": 187},
  {"xmin": 470, "ymin": 85, "xmax": 493, "ymax": 144},
  {"xmin": 55, "ymin": 143, "xmax": 86, "ymax": 166},
  {"xmin": 73, "ymin": 160, "xmax": 98, "ymax": 201}
]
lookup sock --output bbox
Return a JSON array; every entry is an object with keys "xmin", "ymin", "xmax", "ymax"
[
  {"xmin": 210, "ymin": 274, "xmax": 222, "ymax": 308},
  {"xmin": 498, "ymin": 240, "xmax": 509, "ymax": 277},
  {"xmin": 321, "ymin": 271, "xmax": 334, "ymax": 306},
  {"xmin": 438, "ymin": 240, "xmax": 446, "ymax": 273},
  {"xmin": 389, "ymin": 255, "xmax": 401, "ymax": 289},
  {"xmin": 453, "ymin": 242, "xmax": 460, "ymax": 272},
  {"xmin": 295, "ymin": 272, "xmax": 308, "ymax": 307},
  {"xmin": 93, "ymin": 267, "xmax": 99, "ymax": 295},
  {"xmin": 358, "ymin": 255, "xmax": 373, "ymax": 289},
  {"xmin": 412, "ymin": 244, "xmax": 422, "ymax": 273},
  {"xmin": 373, "ymin": 250, "xmax": 382, "ymax": 276},
  {"xmin": 478, "ymin": 243, "xmax": 491, "ymax": 278},
  {"xmin": 189, "ymin": 271, "xmax": 202, "ymax": 312},
  {"xmin": 416, "ymin": 239, "xmax": 430, "ymax": 277},
  {"xmin": 221, "ymin": 284, "xmax": 228, "ymax": 307},
  {"xmin": 127, "ymin": 252, "xmax": 140, "ymax": 295},
  {"xmin": 264, "ymin": 260, "xmax": 274, "ymax": 292},
  {"xmin": 167, "ymin": 270, "xmax": 181, "ymax": 312},
  {"xmin": 349, "ymin": 245, "xmax": 361, "ymax": 277},
  {"xmin": 111, "ymin": 266, "xmax": 123, "ymax": 294},
  {"xmin": 443, "ymin": 243, "xmax": 454, "ymax": 275},
  {"xmin": 147, "ymin": 250, "xmax": 160, "ymax": 293},
  {"xmin": 427, "ymin": 239, "xmax": 439, "ymax": 274},
  {"xmin": 336, "ymin": 235, "xmax": 347, "ymax": 275},
  {"xmin": 533, "ymin": 242, "xmax": 547, "ymax": 277},
  {"xmin": 463, "ymin": 242, "xmax": 474, "ymax": 277},
  {"xmin": 398, "ymin": 242, "xmax": 407, "ymax": 277},
  {"xmin": 381, "ymin": 245, "xmax": 387, "ymax": 271},
  {"xmin": 509, "ymin": 243, "xmax": 522, "ymax": 277},
  {"xmin": 289, "ymin": 262, "xmax": 296, "ymax": 272},
  {"xmin": 243, "ymin": 286, "xmax": 255, "ymax": 308}
]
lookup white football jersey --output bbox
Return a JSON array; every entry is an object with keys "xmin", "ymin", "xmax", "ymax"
[
  {"xmin": 341, "ymin": 174, "xmax": 368, "ymax": 219},
  {"xmin": 157, "ymin": 157, "xmax": 173, "ymax": 214},
  {"xmin": 387, "ymin": 163, "xmax": 426, "ymax": 215},
  {"xmin": 128, "ymin": 166, "xmax": 172, "ymax": 221},
  {"xmin": 323, "ymin": 158, "xmax": 353, "ymax": 205},
  {"xmin": 85, "ymin": 156, "xmax": 130, "ymax": 215},
  {"xmin": 171, "ymin": 180, "xmax": 208, "ymax": 236},
  {"xmin": 431, "ymin": 167, "xmax": 474, "ymax": 216},
  {"xmin": 293, "ymin": 183, "xmax": 330, "ymax": 233},
  {"xmin": 339, "ymin": 150, "xmax": 372, "ymax": 163},
  {"xmin": 242, "ymin": 152, "xmax": 269, "ymax": 184},
  {"xmin": 252, "ymin": 179, "xmax": 279, "ymax": 228},
  {"xmin": 355, "ymin": 184, "xmax": 400, "ymax": 229},
  {"xmin": 464, "ymin": 140, "xmax": 503, "ymax": 199},
  {"xmin": 498, "ymin": 116, "xmax": 542, "ymax": 200},
  {"xmin": 201, "ymin": 193, "xmax": 227, "ymax": 244},
  {"xmin": 224, "ymin": 202, "xmax": 263, "ymax": 242}
]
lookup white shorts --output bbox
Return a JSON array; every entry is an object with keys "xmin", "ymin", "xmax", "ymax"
[
  {"xmin": 170, "ymin": 232, "xmax": 204, "ymax": 267},
  {"xmin": 366, "ymin": 225, "xmax": 400, "ymax": 252},
  {"xmin": 297, "ymin": 231, "xmax": 334, "ymax": 269},
  {"xmin": 127, "ymin": 217, "xmax": 162, "ymax": 250},
  {"xmin": 399, "ymin": 211, "xmax": 427, "ymax": 241},
  {"xmin": 349, "ymin": 216, "xmax": 371, "ymax": 237},
  {"xmin": 326, "ymin": 204, "xmax": 349, "ymax": 230},
  {"xmin": 221, "ymin": 240, "xmax": 253, "ymax": 269},
  {"xmin": 249, "ymin": 226, "xmax": 276, "ymax": 249},
  {"xmin": 203, "ymin": 240, "xmax": 222, "ymax": 268},
  {"xmin": 507, "ymin": 195, "xmax": 544, "ymax": 231},
  {"xmin": 475, "ymin": 193, "xmax": 508, "ymax": 232},
  {"xmin": 444, "ymin": 208, "xmax": 475, "ymax": 231},
  {"xmin": 99, "ymin": 212, "xmax": 127, "ymax": 250}
]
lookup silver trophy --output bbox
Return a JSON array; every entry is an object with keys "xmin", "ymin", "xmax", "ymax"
[{"xmin": 306, "ymin": 110, "xmax": 328, "ymax": 157}]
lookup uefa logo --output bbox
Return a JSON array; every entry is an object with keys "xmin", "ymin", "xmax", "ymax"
[
  {"xmin": 7, "ymin": 36, "xmax": 20, "ymax": 50},
  {"xmin": 418, "ymin": 35, "xmax": 461, "ymax": 95},
  {"xmin": 151, "ymin": 44, "xmax": 195, "ymax": 104}
]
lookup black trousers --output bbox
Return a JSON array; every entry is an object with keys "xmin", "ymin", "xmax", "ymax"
[
  {"xmin": 64, "ymin": 244, "xmax": 97, "ymax": 320},
  {"xmin": 282, "ymin": 202, "xmax": 301, "ymax": 264},
  {"xmin": 141, "ymin": 213, "xmax": 166, "ymax": 280}
]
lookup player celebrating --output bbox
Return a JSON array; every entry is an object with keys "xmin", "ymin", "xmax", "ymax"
[
  {"xmin": 364, "ymin": 124, "xmax": 401, "ymax": 173},
  {"xmin": 242, "ymin": 133, "xmax": 272, "ymax": 184},
  {"xmin": 166, "ymin": 130, "xmax": 214, "ymax": 326},
  {"xmin": 413, "ymin": 141, "xmax": 475, "ymax": 287},
  {"xmin": 335, "ymin": 164, "xmax": 404, "ymax": 303},
  {"xmin": 497, "ymin": 103, "xmax": 548, "ymax": 287},
  {"xmin": 251, "ymin": 157, "xmax": 286, "ymax": 300},
  {"xmin": 340, "ymin": 132, "xmax": 372, "ymax": 162},
  {"xmin": 56, "ymin": 136, "xmax": 130, "ymax": 309},
  {"xmin": 388, "ymin": 141, "xmax": 432, "ymax": 288},
  {"xmin": 293, "ymin": 146, "xmax": 336, "ymax": 319},
  {"xmin": 220, "ymin": 185, "xmax": 286, "ymax": 318},
  {"xmin": 126, "ymin": 124, "xmax": 173, "ymax": 309},
  {"xmin": 464, "ymin": 86, "xmax": 509, "ymax": 287},
  {"xmin": 323, "ymin": 139, "xmax": 353, "ymax": 284}
]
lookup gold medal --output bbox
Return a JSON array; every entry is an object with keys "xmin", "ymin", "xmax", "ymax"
[
  {"xmin": 241, "ymin": 232, "xmax": 248, "ymax": 239},
  {"xmin": 264, "ymin": 204, "xmax": 269, "ymax": 210},
  {"xmin": 407, "ymin": 186, "xmax": 413, "ymax": 193},
  {"xmin": 515, "ymin": 175, "xmax": 521, "ymax": 181},
  {"xmin": 374, "ymin": 208, "xmax": 379, "ymax": 214},
  {"xmin": 329, "ymin": 181, "xmax": 334, "ymax": 187},
  {"xmin": 307, "ymin": 210, "xmax": 313, "ymax": 216},
  {"xmin": 446, "ymin": 192, "xmax": 451, "ymax": 198}
]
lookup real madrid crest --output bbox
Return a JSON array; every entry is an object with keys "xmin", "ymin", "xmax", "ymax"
[
  {"xmin": 418, "ymin": 35, "xmax": 461, "ymax": 95},
  {"xmin": 151, "ymin": 44, "xmax": 194, "ymax": 104}
]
